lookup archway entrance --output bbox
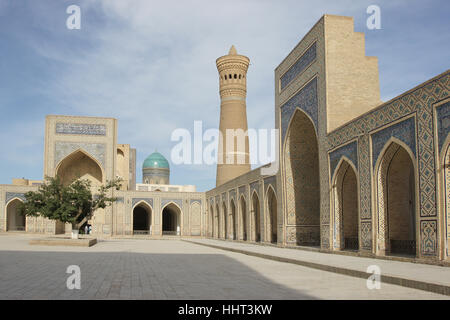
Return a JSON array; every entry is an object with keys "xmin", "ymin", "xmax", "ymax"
[
  {"xmin": 267, "ymin": 187, "xmax": 277, "ymax": 243},
  {"xmin": 162, "ymin": 203, "xmax": 181, "ymax": 235},
  {"xmin": 216, "ymin": 204, "xmax": 220, "ymax": 238},
  {"xmin": 6, "ymin": 199, "xmax": 25, "ymax": 231},
  {"xmin": 240, "ymin": 196, "xmax": 247, "ymax": 241},
  {"xmin": 133, "ymin": 203, "xmax": 152, "ymax": 235},
  {"xmin": 284, "ymin": 110, "xmax": 320, "ymax": 246},
  {"xmin": 222, "ymin": 202, "xmax": 228, "ymax": 240},
  {"xmin": 230, "ymin": 199, "xmax": 237, "ymax": 240},
  {"xmin": 56, "ymin": 150, "xmax": 103, "ymax": 186},
  {"xmin": 377, "ymin": 142, "xmax": 416, "ymax": 256},
  {"xmin": 333, "ymin": 160, "xmax": 359, "ymax": 250},
  {"xmin": 252, "ymin": 192, "xmax": 261, "ymax": 242},
  {"xmin": 209, "ymin": 205, "xmax": 214, "ymax": 237}
]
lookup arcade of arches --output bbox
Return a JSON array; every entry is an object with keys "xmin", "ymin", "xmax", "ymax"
[
  {"xmin": 208, "ymin": 190, "xmax": 277, "ymax": 245},
  {"xmin": 2, "ymin": 18, "xmax": 448, "ymax": 263}
]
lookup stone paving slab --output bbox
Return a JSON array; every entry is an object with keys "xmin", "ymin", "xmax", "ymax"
[
  {"xmin": 185, "ymin": 239, "xmax": 450, "ymax": 296},
  {"xmin": 0, "ymin": 234, "xmax": 448, "ymax": 299}
]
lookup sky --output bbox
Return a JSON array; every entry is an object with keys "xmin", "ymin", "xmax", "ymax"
[{"xmin": 0, "ymin": 0, "xmax": 449, "ymax": 191}]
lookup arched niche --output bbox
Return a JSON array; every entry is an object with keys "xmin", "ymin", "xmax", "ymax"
[{"xmin": 56, "ymin": 149, "xmax": 103, "ymax": 186}]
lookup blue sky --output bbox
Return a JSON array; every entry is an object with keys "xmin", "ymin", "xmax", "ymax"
[{"xmin": 0, "ymin": 0, "xmax": 449, "ymax": 191}]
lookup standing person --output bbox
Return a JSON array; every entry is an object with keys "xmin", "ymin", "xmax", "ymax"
[
  {"xmin": 88, "ymin": 225, "xmax": 92, "ymax": 235},
  {"xmin": 84, "ymin": 224, "xmax": 88, "ymax": 235}
]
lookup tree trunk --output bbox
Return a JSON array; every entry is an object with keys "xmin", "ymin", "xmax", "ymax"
[{"xmin": 71, "ymin": 222, "xmax": 79, "ymax": 239}]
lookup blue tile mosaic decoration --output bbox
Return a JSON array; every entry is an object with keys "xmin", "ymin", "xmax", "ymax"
[
  {"xmin": 162, "ymin": 199, "xmax": 182, "ymax": 209},
  {"xmin": 250, "ymin": 181, "xmax": 259, "ymax": 196},
  {"xmin": 190, "ymin": 199, "xmax": 202, "ymax": 205},
  {"xmin": 371, "ymin": 116, "xmax": 416, "ymax": 168},
  {"xmin": 436, "ymin": 101, "xmax": 450, "ymax": 152},
  {"xmin": 264, "ymin": 175, "xmax": 276, "ymax": 192},
  {"xmin": 329, "ymin": 141, "xmax": 358, "ymax": 177},
  {"xmin": 238, "ymin": 185, "xmax": 247, "ymax": 198},
  {"xmin": 221, "ymin": 192, "xmax": 227, "ymax": 203},
  {"xmin": 358, "ymin": 135, "xmax": 372, "ymax": 221},
  {"xmin": 116, "ymin": 197, "xmax": 124, "ymax": 203},
  {"xmin": 361, "ymin": 222, "xmax": 372, "ymax": 250},
  {"xmin": 132, "ymin": 198, "xmax": 153, "ymax": 208},
  {"xmin": 280, "ymin": 42, "xmax": 316, "ymax": 90},
  {"xmin": 421, "ymin": 220, "xmax": 437, "ymax": 256},
  {"xmin": 5, "ymin": 192, "xmax": 26, "ymax": 203},
  {"xmin": 54, "ymin": 142, "xmax": 106, "ymax": 168},
  {"xmin": 229, "ymin": 189, "xmax": 237, "ymax": 203},
  {"xmin": 281, "ymin": 77, "xmax": 318, "ymax": 142},
  {"xmin": 56, "ymin": 123, "xmax": 106, "ymax": 136}
]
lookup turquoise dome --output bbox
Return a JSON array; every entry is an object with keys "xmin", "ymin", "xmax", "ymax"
[{"xmin": 143, "ymin": 152, "xmax": 169, "ymax": 169}]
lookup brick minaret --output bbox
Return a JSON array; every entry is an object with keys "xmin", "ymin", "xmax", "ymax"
[{"xmin": 215, "ymin": 45, "xmax": 251, "ymax": 186}]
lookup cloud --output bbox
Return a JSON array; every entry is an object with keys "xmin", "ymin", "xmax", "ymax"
[{"xmin": 1, "ymin": 0, "xmax": 448, "ymax": 190}]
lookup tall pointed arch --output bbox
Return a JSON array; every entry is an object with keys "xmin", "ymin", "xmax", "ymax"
[
  {"xmin": 266, "ymin": 185, "xmax": 278, "ymax": 244},
  {"xmin": 55, "ymin": 149, "xmax": 103, "ymax": 186},
  {"xmin": 230, "ymin": 198, "xmax": 237, "ymax": 240},
  {"xmin": 132, "ymin": 200, "xmax": 152, "ymax": 235},
  {"xmin": 222, "ymin": 201, "xmax": 228, "ymax": 240},
  {"xmin": 216, "ymin": 203, "xmax": 220, "ymax": 238},
  {"xmin": 6, "ymin": 198, "xmax": 26, "ymax": 231},
  {"xmin": 331, "ymin": 157, "xmax": 359, "ymax": 250},
  {"xmin": 283, "ymin": 108, "xmax": 320, "ymax": 245},
  {"xmin": 251, "ymin": 191, "xmax": 261, "ymax": 242},
  {"xmin": 162, "ymin": 202, "xmax": 182, "ymax": 235},
  {"xmin": 375, "ymin": 138, "xmax": 417, "ymax": 256},
  {"xmin": 209, "ymin": 204, "xmax": 214, "ymax": 238},
  {"xmin": 240, "ymin": 195, "xmax": 248, "ymax": 241}
]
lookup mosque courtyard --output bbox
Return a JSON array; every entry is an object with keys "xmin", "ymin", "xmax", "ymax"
[{"xmin": 0, "ymin": 233, "xmax": 448, "ymax": 300}]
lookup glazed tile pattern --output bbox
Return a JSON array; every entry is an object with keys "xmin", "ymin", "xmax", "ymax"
[
  {"xmin": 329, "ymin": 140, "xmax": 358, "ymax": 178},
  {"xmin": 421, "ymin": 220, "xmax": 438, "ymax": 255},
  {"xmin": 358, "ymin": 134, "xmax": 372, "ymax": 221},
  {"xmin": 250, "ymin": 181, "xmax": 259, "ymax": 196},
  {"xmin": 55, "ymin": 123, "xmax": 106, "ymax": 136},
  {"xmin": 371, "ymin": 116, "xmax": 416, "ymax": 168},
  {"xmin": 5, "ymin": 192, "xmax": 26, "ymax": 203},
  {"xmin": 229, "ymin": 189, "xmax": 237, "ymax": 204},
  {"xmin": 280, "ymin": 77, "xmax": 318, "ymax": 141},
  {"xmin": 327, "ymin": 72, "xmax": 449, "ymax": 256},
  {"xmin": 436, "ymin": 101, "xmax": 450, "ymax": 152},
  {"xmin": 263, "ymin": 176, "xmax": 276, "ymax": 193},
  {"xmin": 132, "ymin": 198, "xmax": 153, "ymax": 208},
  {"xmin": 238, "ymin": 185, "xmax": 247, "ymax": 199},
  {"xmin": 280, "ymin": 42, "xmax": 317, "ymax": 91},
  {"xmin": 161, "ymin": 199, "xmax": 182, "ymax": 209},
  {"xmin": 54, "ymin": 142, "xmax": 106, "ymax": 168}
]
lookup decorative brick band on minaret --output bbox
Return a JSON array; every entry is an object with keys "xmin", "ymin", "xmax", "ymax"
[{"xmin": 215, "ymin": 45, "xmax": 251, "ymax": 187}]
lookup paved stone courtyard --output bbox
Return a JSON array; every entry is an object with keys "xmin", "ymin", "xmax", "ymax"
[{"xmin": 0, "ymin": 233, "xmax": 448, "ymax": 300}]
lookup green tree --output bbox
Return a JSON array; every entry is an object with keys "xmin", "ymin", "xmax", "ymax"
[{"xmin": 19, "ymin": 176, "xmax": 122, "ymax": 238}]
